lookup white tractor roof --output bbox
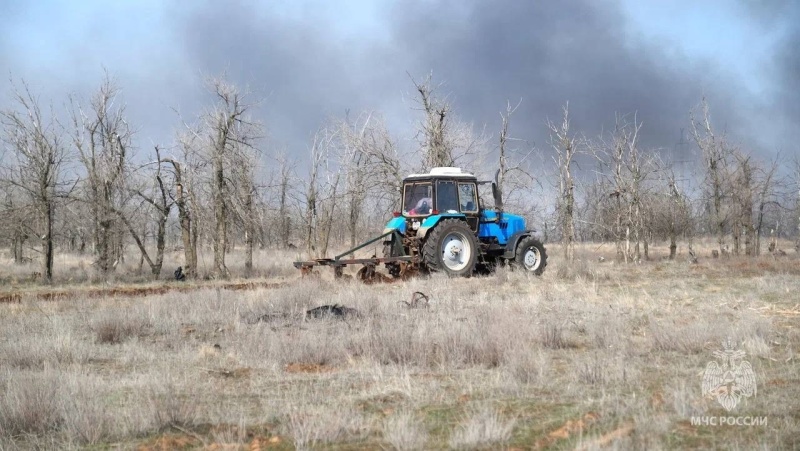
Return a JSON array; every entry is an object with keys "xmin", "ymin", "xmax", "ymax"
[{"xmin": 405, "ymin": 167, "xmax": 476, "ymax": 179}]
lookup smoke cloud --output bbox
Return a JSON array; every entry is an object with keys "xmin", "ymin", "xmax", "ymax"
[{"xmin": 1, "ymin": 0, "xmax": 796, "ymax": 163}]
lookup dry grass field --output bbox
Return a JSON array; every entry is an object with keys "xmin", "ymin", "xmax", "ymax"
[{"xmin": 1, "ymin": 242, "xmax": 799, "ymax": 450}]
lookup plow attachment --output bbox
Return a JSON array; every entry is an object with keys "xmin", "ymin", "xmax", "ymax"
[{"xmin": 293, "ymin": 230, "xmax": 416, "ymax": 283}]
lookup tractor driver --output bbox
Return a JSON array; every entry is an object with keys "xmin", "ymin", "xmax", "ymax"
[{"xmin": 409, "ymin": 196, "xmax": 433, "ymax": 215}]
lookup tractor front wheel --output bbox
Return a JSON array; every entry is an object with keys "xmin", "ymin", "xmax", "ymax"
[
  {"xmin": 422, "ymin": 219, "xmax": 478, "ymax": 277},
  {"xmin": 514, "ymin": 236, "xmax": 547, "ymax": 275}
]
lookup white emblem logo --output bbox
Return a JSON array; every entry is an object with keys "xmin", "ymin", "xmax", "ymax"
[{"xmin": 702, "ymin": 338, "xmax": 757, "ymax": 411}]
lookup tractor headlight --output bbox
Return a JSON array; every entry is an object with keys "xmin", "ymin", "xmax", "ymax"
[{"xmin": 411, "ymin": 221, "xmax": 420, "ymax": 231}]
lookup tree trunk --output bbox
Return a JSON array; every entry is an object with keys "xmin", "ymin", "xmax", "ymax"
[
  {"xmin": 563, "ymin": 177, "xmax": 575, "ymax": 262},
  {"xmin": 624, "ymin": 226, "xmax": 630, "ymax": 264},
  {"xmin": 615, "ymin": 198, "xmax": 624, "ymax": 260},
  {"xmin": 98, "ymin": 218, "xmax": 111, "ymax": 273},
  {"xmin": 744, "ymin": 226, "xmax": 753, "ymax": 256},
  {"xmin": 349, "ymin": 202, "xmax": 358, "ymax": 252},
  {"xmin": 306, "ymin": 174, "xmax": 318, "ymax": 256},
  {"xmin": 244, "ymin": 189, "xmax": 254, "ymax": 275},
  {"xmin": 714, "ymin": 178, "xmax": 725, "ymax": 255},
  {"xmin": 43, "ymin": 200, "xmax": 54, "ymax": 282},
  {"xmin": 279, "ymin": 180, "xmax": 290, "ymax": 248},
  {"xmin": 643, "ymin": 233, "xmax": 649, "ymax": 261},
  {"xmin": 154, "ymin": 209, "xmax": 166, "ymax": 278},
  {"xmin": 97, "ymin": 181, "xmax": 115, "ymax": 273},
  {"xmin": 633, "ymin": 201, "xmax": 642, "ymax": 262},
  {"xmin": 173, "ymin": 166, "xmax": 195, "ymax": 278},
  {"xmin": 13, "ymin": 230, "xmax": 25, "ymax": 264},
  {"xmin": 212, "ymin": 152, "xmax": 228, "ymax": 278},
  {"xmin": 320, "ymin": 175, "xmax": 340, "ymax": 257},
  {"xmin": 669, "ymin": 235, "xmax": 677, "ymax": 260},
  {"xmin": 138, "ymin": 225, "xmax": 146, "ymax": 273}
]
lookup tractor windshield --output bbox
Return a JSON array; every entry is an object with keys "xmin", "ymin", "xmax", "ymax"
[{"xmin": 403, "ymin": 182, "xmax": 433, "ymax": 216}]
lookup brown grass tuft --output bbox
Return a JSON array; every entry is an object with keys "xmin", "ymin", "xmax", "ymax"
[
  {"xmin": 0, "ymin": 371, "xmax": 62, "ymax": 436},
  {"xmin": 92, "ymin": 314, "xmax": 149, "ymax": 344}
]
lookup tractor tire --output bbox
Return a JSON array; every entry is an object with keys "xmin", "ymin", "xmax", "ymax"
[
  {"xmin": 383, "ymin": 243, "xmax": 402, "ymax": 278},
  {"xmin": 514, "ymin": 236, "xmax": 547, "ymax": 275},
  {"xmin": 422, "ymin": 219, "xmax": 478, "ymax": 277}
]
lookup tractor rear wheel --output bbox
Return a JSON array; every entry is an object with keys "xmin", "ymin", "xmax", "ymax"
[
  {"xmin": 514, "ymin": 236, "xmax": 547, "ymax": 275},
  {"xmin": 422, "ymin": 219, "xmax": 478, "ymax": 277}
]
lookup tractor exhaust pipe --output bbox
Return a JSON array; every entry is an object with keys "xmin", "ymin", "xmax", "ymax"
[{"xmin": 492, "ymin": 169, "xmax": 504, "ymax": 212}]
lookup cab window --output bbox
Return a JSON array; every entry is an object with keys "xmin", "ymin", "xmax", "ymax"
[
  {"xmin": 403, "ymin": 183, "xmax": 432, "ymax": 216},
  {"xmin": 458, "ymin": 183, "xmax": 478, "ymax": 212},
  {"xmin": 436, "ymin": 180, "xmax": 459, "ymax": 213}
]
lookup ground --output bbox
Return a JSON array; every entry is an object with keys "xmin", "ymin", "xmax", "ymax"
[{"xmin": 0, "ymin": 242, "xmax": 798, "ymax": 450}]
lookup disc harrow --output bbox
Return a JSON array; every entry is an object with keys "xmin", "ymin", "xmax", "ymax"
[{"xmin": 293, "ymin": 230, "xmax": 414, "ymax": 283}]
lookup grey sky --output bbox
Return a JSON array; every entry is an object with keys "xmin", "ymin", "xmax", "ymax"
[{"xmin": 1, "ymin": 0, "xmax": 797, "ymax": 165}]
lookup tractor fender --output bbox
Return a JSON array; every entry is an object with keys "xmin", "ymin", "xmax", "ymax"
[
  {"xmin": 502, "ymin": 230, "xmax": 539, "ymax": 259},
  {"xmin": 382, "ymin": 216, "xmax": 407, "ymax": 235},
  {"xmin": 416, "ymin": 213, "xmax": 465, "ymax": 239}
]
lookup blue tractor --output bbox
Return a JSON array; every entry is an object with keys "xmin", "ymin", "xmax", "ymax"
[
  {"xmin": 294, "ymin": 167, "xmax": 546, "ymax": 280},
  {"xmin": 381, "ymin": 167, "xmax": 547, "ymax": 277}
]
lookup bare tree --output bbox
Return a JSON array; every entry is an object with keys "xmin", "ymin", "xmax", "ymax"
[
  {"xmin": 71, "ymin": 74, "xmax": 133, "ymax": 275},
  {"xmin": 339, "ymin": 112, "xmax": 372, "ymax": 250},
  {"xmin": 304, "ymin": 128, "xmax": 337, "ymax": 255},
  {"xmin": 305, "ymin": 133, "xmax": 321, "ymax": 255},
  {"xmin": 227, "ymin": 150, "xmax": 260, "ymax": 275},
  {"xmin": 690, "ymin": 99, "xmax": 733, "ymax": 255},
  {"xmin": 199, "ymin": 77, "xmax": 261, "ymax": 278},
  {"xmin": 588, "ymin": 114, "xmax": 659, "ymax": 262},
  {"xmin": 0, "ymin": 192, "xmax": 31, "ymax": 263},
  {"xmin": 496, "ymin": 99, "xmax": 534, "ymax": 207},
  {"xmin": 663, "ymin": 168, "xmax": 692, "ymax": 259},
  {"xmin": 618, "ymin": 117, "xmax": 659, "ymax": 262},
  {"xmin": 351, "ymin": 114, "xmax": 403, "ymax": 213},
  {"xmin": 794, "ymin": 158, "xmax": 800, "ymax": 253},
  {"xmin": 274, "ymin": 152, "xmax": 295, "ymax": 248},
  {"xmin": 157, "ymin": 128, "xmax": 207, "ymax": 279},
  {"xmin": 336, "ymin": 112, "xmax": 401, "ymax": 249},
  {"xmin": 411, "ymin": 73, "xmax": 452, "ymax": 169},
  {"xmin": 548, "ymin": 103, "xmax": 578, "ymax": 262},
  {"xmin": 1, "ymin": 81, "xmax": 70, "ymax": 281},
  {"xmin": 730, "ymin": 152, "xmax": 755, "ymax": 256},
  {"xmin": 118, "ymin": 146, "xmax": 173, "ymax": 278},
  {"xmin": 318, "ymin": 169, "xmax": 341, "ymax": 257},
  {"xmin": 753, "ymin": 155, "xmax": 780, "ymax": 255}
]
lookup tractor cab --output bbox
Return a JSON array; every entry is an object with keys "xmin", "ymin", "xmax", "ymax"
[{"xmin": 401, "ymin": 167, "xmax": 481, "ymax": 232}]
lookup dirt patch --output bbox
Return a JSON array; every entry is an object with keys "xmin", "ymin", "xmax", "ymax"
[
  {"xmin": 0, "ymin": 292, "xmax": 21, "ymax": 303},
  {"xmin": 243, "ymin": 435, "xmax": 284, "ymax": 450},
  {"xmin": 137, "ymin": 434, "xmax": 198, "ymax": 451},
  {"xmin": 535, "ymin": 411, "xmax": 600, "ymax": 448},
  {"xmin": 357, "ymin": 390, "xmax": 410, "ymax": 416},
  {"xmin": 260, "ymin": 435, "xmax": 285, "ymax": 448},
  {"xmin": 766, "ymin": 378, "xmax": 791, "ymax": 387},
  {"xmin": 205, "ymin": 435, "xmax": 284, "ymax": 450},
  {"xmin": 576, "ymin": 421, "xmax": 634, "ymax": 450},
  {"xmin": 0, "ymin": 280, "xmax": 287, "ymax": 303}
]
